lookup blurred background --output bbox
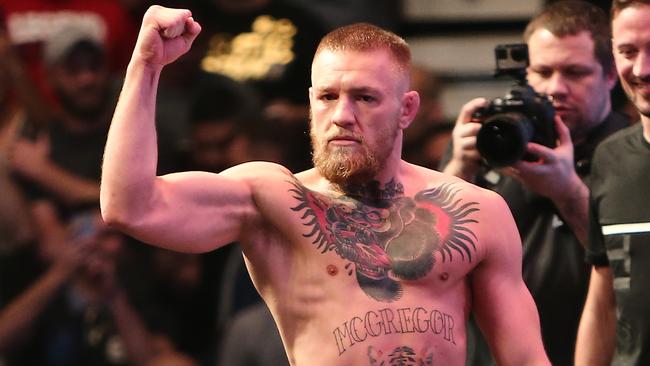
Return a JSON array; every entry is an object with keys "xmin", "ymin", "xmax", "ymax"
[{"xmin": 0, "ymin": 1, "xmax": 617, "ymax": 366}]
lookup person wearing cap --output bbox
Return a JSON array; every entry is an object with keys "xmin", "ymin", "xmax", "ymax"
[{"xmin": 6, "ymin": 23, "xmax": 115, "ymax": 212}]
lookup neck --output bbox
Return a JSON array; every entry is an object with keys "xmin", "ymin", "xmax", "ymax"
[
  {"xmin": 339, "ymin": 149, "xmax": 404, "ymax": 192},
  {"xmin": 337, "ymin": 177, "xmax": 405, "ymax": 202},
  {"xmin": 61, "ymin": 112, "xmax": 107, "ymax": 134},
  {"xmin": 574, "ymin": 106, "xmax": 612, "ymax": 145},
  {"xmin": 325, "ymin": 133, "xmax": 406, "ymax": 198}
]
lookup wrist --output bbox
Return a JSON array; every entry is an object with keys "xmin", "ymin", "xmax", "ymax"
[
  {"xmin": 123, "ymin": 59, "xmax": 164, "ymax": 101},
  {"xmin": 26, "ymin": 159, "xmax": 51, "ymax": 181},
  {"xmin": 443, "ymin": 158, "xmax": 479, "ymax": 182},
  {"xmin": 126, "ymin": 57, "xmax": 164, "ymax": 84},
  {"xmin": 48, "ymin": 259, "xmax": 77, "ymax": 282},
  {"xmin": 551, "ymin": 172, "xmax": 587, "ymax": 207}
]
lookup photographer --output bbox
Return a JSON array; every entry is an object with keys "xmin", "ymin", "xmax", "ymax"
[{"xmin": 441, "ymin": 1, "xmax": 629, "ymax": 365}]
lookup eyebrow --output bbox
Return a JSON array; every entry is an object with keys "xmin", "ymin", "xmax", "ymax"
[
  {"xmin": 313, "ymin": 86, "xmax": 381, "ymax": 94},
  {"xmin": 529, "ymin": 64, "xmax": 594, "ymax": 70},
  {"xmin": 614, "ymin": 41, "xmax": 636, "ymax": 49},
  {"xmin": 348, "ymin": 86, "xmax": 380, "ymax": 95}
]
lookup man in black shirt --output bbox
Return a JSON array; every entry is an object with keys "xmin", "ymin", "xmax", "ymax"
[
  {"xmin": 441, "ymin": 2, "xmax": 629, "ymax": 365},
  {"xmin": 576, "ymin": 1, "xmax": 650, "ymax": 365}
]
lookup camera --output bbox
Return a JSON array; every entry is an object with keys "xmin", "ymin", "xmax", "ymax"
[{"xmin": 474, "ymin": 44, "xmax": 556, "ymax": 168}]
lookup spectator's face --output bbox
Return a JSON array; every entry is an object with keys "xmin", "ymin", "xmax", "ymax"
[
  {"xmin": 309, "ymin": 49, "xmax": 409, "ymax": 186},
  {"xmin": 612, "ymin": 4, "xmax": 650, "ymax": 118},
  {"xmin": 190, "ymin": 121, "xmax": 248, "ymax": 172},
  {"xmin": 51, "ymin": 47, "xmax": 109, "ymax": 120},
  {"xmin": 527, "ymin": 29, "xmax": 617, "ymax": 141}
]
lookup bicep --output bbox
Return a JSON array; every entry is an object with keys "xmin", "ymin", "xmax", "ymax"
[
  {"xmin": 128, "ymin": 170, "xmax": 257, "ymax": 253},
  {"xmin": 471, "ymin": 194, "xmax": 548, "ymax": 365}
]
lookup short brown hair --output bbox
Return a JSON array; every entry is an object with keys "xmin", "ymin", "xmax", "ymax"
[
  {"xmin": 315, "ymin": 23, "xmax": 411, "ymax": 74},
  {"xmin": 611, "ymin": 0, "xmax": 650, "ymax": 18},
  {"xmin": 524, "ymin": 0, "xmax": 613, "ymax": 74}
]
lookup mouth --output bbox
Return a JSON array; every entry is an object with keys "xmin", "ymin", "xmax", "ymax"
[
  {"xmin": 552, "ymin": 103, "xmax": 570, "ymax": 111},
  {"xmin": 632, "ymin": 82, "xmax": 650, "ymax": 96},
  {"xmin": 328, "ymin": 136, "xmax": 361, "ymax": 145},
  {"xmin": 552, "ymin": 105, "xmax": 573, "ymax": 116}
]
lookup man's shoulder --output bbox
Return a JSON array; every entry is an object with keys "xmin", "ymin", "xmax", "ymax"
[
  {"xmin": 220, "ymin": 161, "xmax": 300, "ymax": 194},
  {"xmin": 225, "ymin": 161, "xmax": 294, "ymax": 177},
  {"xmin": 407, "ymin": 163, "xmax": 503, "ymax": 205},
  {"xmin": 594, "ymin": 123, "xmax": 644, "ymax": 161}
]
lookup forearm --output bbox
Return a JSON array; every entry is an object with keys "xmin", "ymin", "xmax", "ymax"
[
  {"xmin": 551, "ymin": 177, "xmax": 589, "ymax": 246},
  {"xmin": 0, "ymin": 262, "xmax": 72, "ymax": 352},
  {"xmin": 26, "ymin": 162, "xmax": 100, "ymax": 205},
  {"xmin": 0, "ymin": 32, "xmax": 53, "ymax": 128},
  {"xmin": 441, "ymin": 158, "xmax": 479, "ymax": 182},
  {"xmin": 575, "ymin": 309, "xmax": 615, "ymax": 365},
  {"xmin": 4, "ymin": 58, "xmax": 54, "ymax": 129},
  {"xmin": 575, "ymin": 267, "xmax": 616, "ymax": 365},
  {"xmin": 100, "ymin": 60, "xmax": 162, "ymax": 226},
  {"xmin": 109, "ymin": 289, "xmax": 156, "ymax": 366}
]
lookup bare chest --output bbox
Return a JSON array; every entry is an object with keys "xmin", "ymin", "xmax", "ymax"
[
  {"xmin": 246, "ymin": 180, "xmax": 481, "ymax": 365},
  {"xmin": 282, "ymin": 181, "xmax": 482, "ymax": 302}
]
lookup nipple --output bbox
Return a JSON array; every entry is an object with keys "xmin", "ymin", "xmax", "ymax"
[{"xmin": 327, "ymin": 264, "xmax": 338, "ymax": 276}]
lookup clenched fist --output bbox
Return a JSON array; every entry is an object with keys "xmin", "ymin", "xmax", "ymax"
[{"xmin": 133, "ymin": 5, "xmax": 202, "ymax": 67}]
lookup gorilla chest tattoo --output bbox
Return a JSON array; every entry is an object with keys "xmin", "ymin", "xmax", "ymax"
[{"xmin": 289, "ymin": 179, "xmax": 479, "ymax": 302}]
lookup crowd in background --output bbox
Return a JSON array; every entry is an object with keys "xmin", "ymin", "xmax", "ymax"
[
  {"xmin": 0, "ymin": 0, "xmax": 642, "ymax": 365},
  {"xmin": 0, "ymin": 1, "xmax": 449, "ymax": 365}
]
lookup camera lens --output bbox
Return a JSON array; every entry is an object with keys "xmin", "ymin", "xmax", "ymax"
[{"xmin": 476, "ymin": 113, "xmax": 535, "ymax": 167}]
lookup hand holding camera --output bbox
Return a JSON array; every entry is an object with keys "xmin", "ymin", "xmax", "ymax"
[
  {"xmin": 474, "ymin": 44, "xmax": 557, "ymax": 168},
  {"xmin": 444, "ymin": 98, "xmax": 488, "ymax": 182},
  {"xmin": 446, "ymin": 44, "xmax": 585, "ymax": 202},
  {"xmin": 447, "ymin": 43, "xmax": 587, "ymax": 203}
]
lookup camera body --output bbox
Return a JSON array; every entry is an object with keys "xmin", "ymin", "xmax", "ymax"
[{"xmin": 474, "ymin": 44, "xmax": 556, "ymax": 168}]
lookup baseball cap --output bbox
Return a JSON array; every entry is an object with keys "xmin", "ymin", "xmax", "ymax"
[{"xmin": 43, "ymin": 22, "xmax": 105, "ymax": 66}]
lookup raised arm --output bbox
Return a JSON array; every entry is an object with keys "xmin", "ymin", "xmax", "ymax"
[
  {"xmin": 100, "ymin": 6, "xmax": 256, "ymax": 253},
  {"xmin": 471, "ymin": 191, "xmax": 550, "ymax": 365},
  {"xmin": 574, "ymin": 265, "xmax": 616, "ymax": 365},
  {"xmin": 10, "ymin": 135, "xmax": 101, "ymax": 206},
  {"xmin": 441, "ymin": 98, "xmax": 487, "ymax": 182},
  {"xmin": 506, "ymin": 117, "xmax": 589, "ymax": 246}
]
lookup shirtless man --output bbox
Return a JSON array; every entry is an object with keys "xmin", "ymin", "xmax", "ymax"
[{"xmin": 100, "ymin": 6, "xmax": 550, "ymax": 365}]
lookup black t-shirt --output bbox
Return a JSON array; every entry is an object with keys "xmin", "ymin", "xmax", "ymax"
[
  {"xmin": 587, "ymin": 122, "xmax": 650, "ymax": 366},
  {"xmin": 14, "ymin": 120, "xmax": 108, "ymax": 217},
  {"xmin": 443, "ymin": 112, "xmax": 630, "ymax": 366}
]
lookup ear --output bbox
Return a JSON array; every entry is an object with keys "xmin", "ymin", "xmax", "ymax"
[{"xmin": 399, "ymin": 90, "xmax": 420, "ymax": 130}]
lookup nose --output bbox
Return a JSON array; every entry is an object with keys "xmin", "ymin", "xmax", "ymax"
[
  {"xmin": 331, "ymin": 97, "xmax": 356, "ymax": 128},
  {"xmin": 76, "ymin": 69, "xmax": 102, "ymax": 84},
  {"xmin": 545, "ymin": 72, "xmax": 569, "ymax": 100},
  {"xmin": 633, "ymin": 49, "xmax": 650, "ymax": 79}
]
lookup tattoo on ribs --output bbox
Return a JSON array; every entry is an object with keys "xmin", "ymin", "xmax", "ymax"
[
  {"xmin": 334, "ymin": 307, "xmax": 456, "ymax": 356},
  {"xmin": 289, "ymin": 179, "xmax": 479, "ymax": 302},
  {"xmin": 368, "ymin": 345, "xmax": 434, "ymax": 366}
]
